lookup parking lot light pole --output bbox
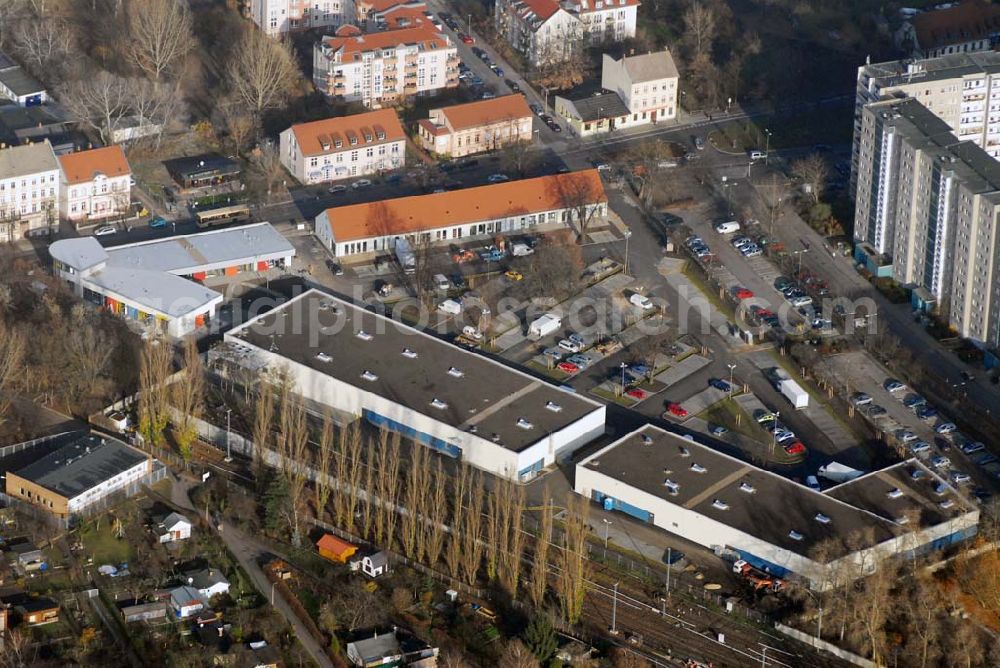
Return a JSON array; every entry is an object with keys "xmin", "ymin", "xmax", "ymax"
[
  {"xmin": 620, "ymin": 362, "xmax": 628, "ymax": 396},
  {"xmin": 771, "ymin": 410, "xmax": 780, "ymax": 455},
  {"xmin": 764, "ymin": 129, "xmax": 772, "ymax": 165},
  {"xmin": 602, "ymin": 518, "xmax": 612, "ymax": 549},
  {"xmin": 727, "ymin": 363, "xmax": 736, "ymax": 399},
  {"xmin": 623, "ymin": 229, "xmax": 632, "ymax": 275}
]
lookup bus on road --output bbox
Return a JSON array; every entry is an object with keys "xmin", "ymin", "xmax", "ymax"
[{"xmin": 195, "ymin": 204, "xmax": 251, "ymax": 229}]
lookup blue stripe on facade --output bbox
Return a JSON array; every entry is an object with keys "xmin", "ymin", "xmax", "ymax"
[
  {"xmin": 362, "ymin": 409, "xmax": 462, "ymax": 458},
  {"xmin": 518, "ymin": 459, "xmax": 544, "ymax": 478},
  {"xmin": 591, "ymin": 490, "xmax": 653, "ymax": 523}
]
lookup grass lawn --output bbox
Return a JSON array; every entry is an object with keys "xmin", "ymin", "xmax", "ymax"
[
  {"xmin": 707, "ymin": 106, "xmax": 853, "ymax": 154},
  {"xmin": 526, "ymin": 360, "xmax": 570, "ymax": 381},
  {"xmin": 78, "ymin": 522, "xmax": 136, "ymax": 566},
  {"xmin": 699, "ymin": 398, "xmax": 756, "ymax": 439},
  {"xmin": 590, "ymin": 386, "xmax": 639, "ymax": 407}
]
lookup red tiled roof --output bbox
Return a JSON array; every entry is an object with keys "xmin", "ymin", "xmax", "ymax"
[
  {"xmin": 322, "ymin": 24, "xmax": 450, "ymax": 62},
  {"xmin": 913, "ymin": 0, "xmax": 1000, "ymax": 50},
  {"xmin": 515, "ymin": 0, "xmax": 560, "ymax": 22},
  {"xmin": 436, "ymin": 94, "xmax": 533, "ymax": 131},
  {"xmin": 58, "ymin": 146, "xmax": 130, "ymax": 185},
  {"xmin": 322, "ymin": 170, "xmax": 606, "ymax": 242},
  {"xmin": 290, "ymin": 109, "xmax": 406, "ymax": 156}
]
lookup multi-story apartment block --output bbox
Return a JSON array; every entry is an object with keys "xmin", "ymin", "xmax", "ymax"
[
  {"xmin": 248, "ymin": 0, "xmax": 352, "ymax": 37},
  {"xmin": 354, "ymin": 0, "xmax": 426, "ymax": 28},
  {"xmin": 313, "ymin": 25, "xmax": 459, "ymax": 108},
  {"xmin": 851, "ymin": 51, "xmax": 1000, "ymax": 194},
  {"xmin": 572, "ymin": 0, "xmax": 639, "ymax": 46},
  {"xmin": 896, "ymin": 0, "xmax": 1000, "ymax": 59},
  {"xmin": 493, "ymin": 0, "xmax": 582, "ymax": 66},
  {"xmin": 58, "ymin": 145, "xmax": 132, "ymax": 225},
  {"xmin": 279, "ymin": 109, "xmax": 406, "ymax": 184},
  {"xmin": 0, "ymin": 141, "xmax": 59, "ymax": 243},
  {"xmin": 854, "ymin": 97, "xmax": 1000, "ymax": 345},
  {"xmin": 601, "ymin": 49, "xmax": 679, "ymax": 123},
  {"xmin": 418, "ymin": 94, "xmax": 533, "ymax": 157}
]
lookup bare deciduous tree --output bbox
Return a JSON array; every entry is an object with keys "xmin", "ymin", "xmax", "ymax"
[
  {"xmin": 171, "ymin": 337, "xmax": 204, "ymax": 461},
  {"xmin": 279, "ymin": 395, "xmax": 310, "ymax": 546},
  {"xmin": 252, "ymin": 377, "xmax": 274, "ymax": 472},
  {"xmin": 498, "ymin": 639, "xmax": 540, "ymax": 668},
  {"xmin": 460, "ymin": 466, "xmax": 485, "ymax": 586},
  {"xmin": 401, "ymin": 443, "xmax": 428, "ymax": 561},
  {"xmin": 444, "ymin": 462, "xmax": 469, "ymax": 580},
  {"xmin": 499, "ymin": 480, "xmax": 525, "ymax": 596},
  {"xmin": 13, "ymin": 20, "xmax": 71, "ymax": 81},
  {"xmin": 557, "ymin": 491, "xmax": 589, "ymax": 624},
  {"xmin": 61, "ymin": 71, "xmax": 131, "ymax": 145},
  {"xmin": 313, "ymin": 410, "xmax": 334, "ymax": 521},
  {"xmin": 126, "ymin": 0, "xmax": 194, "ymax": 84},
  {"xmin": 339, "ymin": 423, "xmax": 364, "ymax": 535},
  {"xmin": 424, "ymin": 460, "xmax": 448, "ymax": 567},
  {"xmin": 137, "ymin": 334, "xmax": 171, "ymax": 446},
  {"xmin": 219, "ymin": 95, "xmax": 256, "ymax": 155},
  {"xmin": 0, "ymin": 319, "xmax": 25, "ymax": 428},
  {"xmin": 226, "ymin": 27, "xmax": 297, "ymax": 122},
  {"xmin": 529, "ymin": 488, "xmax": 553, "ymax": 608},
  {"xmin": 791, "ymin": 153, "xmax": 830, "ymax": 205},
  {"xmin": 683, "ymin": 3, "xmax": 717, "ymax": 57},
  {"xmin": 375, "ymin": 430, "xmax": 402, "ymax": 549}
]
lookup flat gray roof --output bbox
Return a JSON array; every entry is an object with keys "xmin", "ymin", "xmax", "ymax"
[
  {"xmin": 581, "ymin": 425, "xmax": 904, "ymax": 561},
  {"xmin": 860, "ymin": 51, "xmax": 1000, "ymax": 87},
  {"xmin": 0, "ymin": 66, "xmax": 44, "ymax": 97},
  {"xmin": 0, "ymin": 141, "xmax": 57, "ymax": 179},
  {"xmin": 104, "ymin": 222, "xmax": 295, "ymax": 274},
  {"xmin": 869, "ymin": 98, "xmax": 1000, "ymax": 195},
  {"xmin": 824, "ymin": 460, "xmax": 973, "ymax": 527},
  {"xmin": 12, "ymin": 434, "xmax": 148, "ymax": 500},
  {"xmin": 227, "ymin": 290, "xmax": 603, "ymax": 453}
]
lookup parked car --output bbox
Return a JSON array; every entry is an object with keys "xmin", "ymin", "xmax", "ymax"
[
  {"xmin": 850, "ymin": 392, "xmax": 873, "ymax": 406},
  {"xmin": 557, "ymin": 361, "xmax": 579, "ymax": 374},
  {"xmin": 488, "ymin": 173, "xmax": 510, "ymax": 183},
  {"xmin": 783, "ymin": 442, "xmax": 806, "ymax": 456},
  {"xmin": 542, "ymin": 348, "xmax": 562, "ymax": 361},
  {"xmin": 666, "ymin": 403, "xmax": 688, "ymax": 418},
  {"xmin": 709, "ymin": 424, "xmax": 729, "ymax": 436},
  {"xmin": 935, "ymin": 422, "xmax": 957, "ymax": 434},
  {"xmin": 504, "ymin": 269, "xmax": 524, "ymax": 281},
  {"xmin": 903, "ymin": 394, "xmax": 927, "ymax": 408},
  {"xmin": 558, "ymin": 339, "xmax": 581, "ymax": 353},
  {"xmin": 629, "ymin": 293, "xmax": 653, "ymax": 309},
  {"xmin": 94, "ymin": 225, "xmax": 116, "ymax": 236},
  {"xmin": 462, "ymin": 325, "xmax": 484, "ymax": 340},
  {"xmin": 908, "ymin": 441, "xmax": 931, "ymax": 455},
  {"xmin": 148, "ymin": 216, "xmax": 167, "ymax": 228},
  {"xmin": 930, "ymin": 455, "xmax": 951, "ymax": 469},
  {"xmin": 450, "ymin": 273, "xmax": 467, "ymax": 290},
  {"xmin": 732, "ymin": 287, "xmax": 754, "ymax": 300},
  {"xmin": 950, "ymin": 470, "xmax": 971, "ymax": 485},
  {"xmin": 567, "ymin": 354, "xmax": 593, "ymax": 368},
  {"xmin": 884, "ymin": 379, "xmax": 906, "ymax": 393},
  {"xmin": 866, "ymin": 405, "xmax": 887, "ymax": 418},
  {"xmin": 709, "ymin": 378, "xmax": 732, "ymax": 392},
  {"xmin": 530, "ymin": 103, "xmax": 543, "ymax": 115},
  {"xmin": 962, "ymin": 441, "xmax": 986, "ymax": 454},
  {"xmin": 896, "ymin": 430, "xmax": 918, "ymax": 443},
  {"xmin": 490, "ymin": 64, "xmax": 504, "ymax": 77},
  {"xmin": 916, "ymin": 406, "xmax": 938, "ymax": 420},
  {"xmin": 352, "ymin": 179, "xmax": 372, "ymax": 189},
  {"xmin": 567, "ymin": 332, "xmax": 586, "ymax": 347},
  {"xmin": 328, "ymin": 184, "xmax": 348, "ymax": 194},
  {"xmin": 459, "ymin": 33, "xmax": 474, "ymax": 44},
  {"xmin": 505, "ymin": 79, "xmax": 521, "ymax": 93},
  {"xmin": 694, "ymin": 136, "xmax": 705, "ymax": 150}
]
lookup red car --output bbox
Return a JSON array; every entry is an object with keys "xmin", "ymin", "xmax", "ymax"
[
  {"xmin": 666, "ymin": 402, "xmax": 688, "ymax": 418},
  {"xmin": 783, "ymin": 441, "xmax": 806, "ymax": 456},
  {"xmin": 626, "ymin": 388, "xmax": 648, "ymax": 400},
  {"xmin": 557, "ymin": 361, "xmax": 579, "ymax": 374},
  {"xmin": 733, "ymin": 287, "xmax": 754, "ymax": 300},
  {"xmin": 459, "ymin": 33, "xmax": 475, "ymax": 44},
  {"xmin": 753, "ymin": 307, "xmax": 774, "ymax": 318}
]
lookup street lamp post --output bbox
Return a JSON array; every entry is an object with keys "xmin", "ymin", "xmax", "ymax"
[
  {"xmin": 771, "ymin": 410, "xmax": 780, "ymax": 455},
  {"xmin": 764, "ymin": 128, "xmax": 772, "ymax": 165},
  {"xmin": 623, "ymin": 229, "xmax": 632, "ymax": 275},
  {"xmin": 727, "ymin": 363, "xmax": 736, "ymax": 399},
  {"xmin": 665, "ymin": 546, "xmax": 672, "ymax": 602},
  {"xmin": 467, "ymin": 14, "xmax": 472, "ymax": 34},
  {"xmin": 620, "ymin": 362, "xmax": 628, "ymax": 396},
  {"xmin": 602, "ymin": 518, "xmax": 612, "ymax": 549},
  {"xmin": 224, "ymin": 408, "xmax": 233, "ymax": 463}
]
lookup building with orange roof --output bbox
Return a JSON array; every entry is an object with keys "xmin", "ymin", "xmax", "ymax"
[
  {"xmin": 248, "ymin": 0, "xmax": 351, "ymax": 37},
  {"xmin": 316, "ymin": 534, "xmax": 358, "ymax": 563},
  {"xmin": 279, "ymin": 109, "xmax": 406, "ymax": 185},
  {"xmin": 418, "ymin": 94, "xmax": 534, "ymax": 157},
  {"xmin": 313, "ymin": 24, "xmax": 459, "ymax": 108},
  {"xmin": 897, "ymin": 0, "xmax": 1000, "ymax": 59},
  {"xmin": 354, "ymin": 0, "xmax": 427, "ymax": 27},
  {"xmin": 314, "ymin": 170, "xmax": 607, "ymax": 258},
  {"xmin": 57, "ymin": 145, "xmax": 131, "ymax": 225}
]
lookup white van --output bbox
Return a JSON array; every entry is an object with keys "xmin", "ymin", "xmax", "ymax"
[
  {"xmin": 438, "ymin": 299, "xmax": 462, "ymax": 315},
  {"xmin": 433, "ymin": 273, "xmax": 450, "ymax": 291},
  {"xmin": 714, "ymin": 221, "xmax": 740, "ymax": 235},
  {"xmin": 749, "ymin": 150, "xmax": 768, "ymax": 160}
]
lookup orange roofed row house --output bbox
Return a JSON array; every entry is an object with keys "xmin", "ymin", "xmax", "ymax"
[
  {"xmin": 279, "ymin": 109, "xmax": 406, "ymax": 185},
  {"xmin": 418, "ymin": 94, "xmax": 534, "ymax": 158},
  {"xmin": 314, "ymin": 169, "xmax": 607, "ymax": 258},
  {"xmin": 313, "ymin": 24, "xmax": 459, "ymax": 108},
  {"xmin": 57, "ymin": 145, "xmax": 132, "ymax": 225}
]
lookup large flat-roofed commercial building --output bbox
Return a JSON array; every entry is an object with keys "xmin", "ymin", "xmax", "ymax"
[
  {"xmin": 854, "ymin": 97, "xmax": 1000, "ymax": 344},
  {"xmin": 5, "ymin": 434, "xmax": 152, "ymax": 518},
  {"xmin": 575, "ymin": 425, "xmax": 978, "ymax": 589},
  {"xmin": 852, "ymin": 51, "xmax": 1000, "ymax": 193},
  {"xmin": 222, "ymin": 289, "xmax": 606, "ymax": 481},
  {"xmin": 314, "ymin": 170, "xmax": 607, "ymax": 259},
  {"xmin": 50, "ymin": 223, "xmax": 295, "ymax": 337}
]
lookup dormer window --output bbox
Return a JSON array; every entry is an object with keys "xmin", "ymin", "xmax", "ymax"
[
  {"xmin": 334, "ymin": 138, "xmax": 343, "ymax": 148},
  {"xmin": 349, "ymin": 135, "xmax": 358, "ymax": 146},
  {"xmin": 376, "ymin": 130, "xmax": 385, "ymax": 140},
  {"xmin": 364, "ymin": 132, "xmax": 373, "ymax": 142},
  {"xmin": 640, "ymin": 434, "xmax": 653, "ymax": 445},
  {"xmin": 679, "ymin": 447, "xmax": 690, "ymax": 457}
]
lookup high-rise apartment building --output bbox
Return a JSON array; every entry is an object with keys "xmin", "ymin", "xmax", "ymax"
[
  {"xmin": 852, "ymin": 51, "xmax": 1000, "ymax": 194},
  {"xmin": 248, "ymin": 0, "xmax": 352, "ymax": 36},
  {"xmin": 854, "ymin": 97, "xmax": 1000, "ymax": 345}
]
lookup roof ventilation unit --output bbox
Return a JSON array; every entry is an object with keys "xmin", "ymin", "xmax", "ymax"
[
  {"xmin": 360, "ymin": 370, "xmax": 378, "ymax": 381},
  {"xmin": 679, "ymin": 447, "xmax": 690, "ymax": 457},
  {"xmin": 789, "ymin": 530, "xmax": 804, "ymax": 541},
  {"xmin": 690, "ymin": 463, "xmax": 707, "ymax": 473},
  {"xmin": 814, "ymin": 513, "xmax": 831, "ymax": 524},
  {"xmin": 545, "ymin": 401, "xmax": 562, "ymax": 412},
  {"xmin": 711, "ymin": 499, "xmax": 729, "ymax": 510},
  {"xmin": 356, "ymin": 330, "xmax": 373, "ymax": 341},
  {"xmin": 663, "ymin": 479, "xmax": 680, "ymax": 495},
  {"xmin": 430, "ymin": 398, "xmax": 448, "ymax": 409},
  {"xmin": 447, "ymin": 366, "xmax": 464, "ymax": 378},
  {"xmin": 887, "ymin": 488, "xmax": 904, "ymax": 499},
  {"xmin": 316, "ymin": 352, "xmax": 332, "ymax": 362},
  {"xmin": 401, "ymin": 348, "xmax": 418, "ymax": 358},
  {"xmin": 516, "ymin": 418, "xmax": 534, "ymax": 430},
  {"xmin": 640, "ymin": 434, "xmax": 653, "ymax": 445},
  {"xmin": 739, "ymin": 482, "xmax": 756, "ymax": 493}
]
